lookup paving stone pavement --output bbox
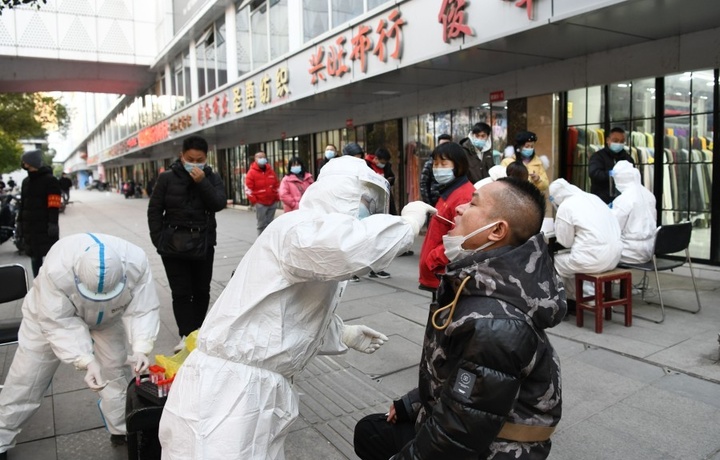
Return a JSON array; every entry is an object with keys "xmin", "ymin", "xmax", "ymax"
[{"xmin": 0, "ymin": 190, "xmax": 719, "ymax": 459}]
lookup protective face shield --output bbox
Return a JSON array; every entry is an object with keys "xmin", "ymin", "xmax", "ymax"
[
  {"xmin": 443, "ymin": 221, "xmax": 500, "ymax": 262},
  {"xmin": 74, "ymin": 235, "xmax": 127, "ymax": 302},
  {"xmin": 311, "ymin": 156, "xmax": 390, "ymax": 218}
]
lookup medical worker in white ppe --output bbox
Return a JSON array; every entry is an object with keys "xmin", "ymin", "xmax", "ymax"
[
  {"xmin": 0, "ymin": 233, "xmax": 160, "ymax": 459},
  {"xmin": 549, "ymin": 179, "xmax": 623, "ymax": 301},
  {"xmin": 159, "ymin": 156, "xmax": 436, "ymax": 460},
  {"xmin": 611, "ymin": 160, "xmax": 657, "ymax": 264}
]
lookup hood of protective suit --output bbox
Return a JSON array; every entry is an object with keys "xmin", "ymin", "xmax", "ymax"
[
  {"xmin": 549, "ymin": 178, "xmax": 583, "ymax": 207},
  {"xmin": 74, "ymin": 236, "xmax": 127, "ymax": 301},
  {"xmin": 445, "ymin": 234, "xmax": 566, "ymax": 330},
  {"xmin": 299, "ymin": 156, "xmax": 390, "ymax": 217},
  {"xmin": 612, "ymin": 160, "xmax": 640, "ymax": 193},
  {"xmin": 488, "ymin": 165, "xmax": 507, "ymax": 181}
]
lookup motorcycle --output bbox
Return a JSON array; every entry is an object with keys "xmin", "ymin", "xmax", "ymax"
[{"xmin": 0, "ymin": 193, "xmax": 23, "ymax": 253}]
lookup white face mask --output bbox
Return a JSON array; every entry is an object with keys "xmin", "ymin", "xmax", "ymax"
[{"xmin": 442, "ymin": 221, "xmax": 499, "ymax": 262}]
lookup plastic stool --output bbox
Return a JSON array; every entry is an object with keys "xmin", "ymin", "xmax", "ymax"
[{"xmin": 575, "ymin": 269, "xmax": 632, "ymax": 333}]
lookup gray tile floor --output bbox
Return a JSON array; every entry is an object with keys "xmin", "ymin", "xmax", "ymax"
[{"xmin": 0, "ymin": 189, "xmax": 719, "ymax": 459}]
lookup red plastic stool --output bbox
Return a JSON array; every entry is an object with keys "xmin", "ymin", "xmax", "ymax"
[{"xmin": 575, "ymin": 269, "xmax": 632, "ymax": 333}]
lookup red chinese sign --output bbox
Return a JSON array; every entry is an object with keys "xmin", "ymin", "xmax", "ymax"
[
  {"xmin": 309, "ymin": 9, "xmax": 405, "ymax": 85},
  {"xmin": 503, "ymin": 0, "xmax": 535, "ymax": 20},
  {"xmin": 490, "ymin": 90, "xmax": 505, "ymax": 102},
  {"xmin": 438, "ymin": 0, "xmax": 474, "ymax": 43},
  {"xmin": 198, "ymin": 93, "xmax": 232, "ymax": 126},
  {"xmin": 138, "ymin": 121, "xmax": 169, "ymax": 148}
]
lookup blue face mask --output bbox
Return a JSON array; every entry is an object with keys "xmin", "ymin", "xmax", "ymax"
[
  {"xmin": 257, "ymin": 158, "xmax": 268, "ymax": 166},
  {"xmin": 184, "ymin": 162, "xmax": 205, "ymax": 173},
  {"xmin": 471, "ymin": 137, "xmax": 487, "ymax": 149},
  {"xmin": 433, "ymin": 168, "xmax": 455, "ymax": 185},
  {"xmin": 290, "ymin": 166, "xmax": 302, "ymax": 174},
  {"xmin": 376, "ymin": 162, "xmax": 386, "ymax": 168},
  {"xmin": 325, "ymin": 150, "xmax": 336, "ymax": 160},
  {"xmin": 609, "ymin": 143, "xmax": 625, "ymax": 153},
  {"xmin": 521, "ymin": 148, "xmax": 534, "ymax": 158}
]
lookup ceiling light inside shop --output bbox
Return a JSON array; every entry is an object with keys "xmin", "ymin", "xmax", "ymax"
[{"xmin": 617, "ymin": 83, "xmax": 630, "ymax": 88}]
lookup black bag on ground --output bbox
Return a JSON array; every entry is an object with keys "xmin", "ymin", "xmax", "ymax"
[{"xmin": 156, "ymin": 221, "xmax": 209, "ymax": 260}]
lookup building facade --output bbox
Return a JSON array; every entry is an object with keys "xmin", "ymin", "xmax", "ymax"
[{"xmin": 52, "ymin": 0, "xmax": 720, "ymax": 265}]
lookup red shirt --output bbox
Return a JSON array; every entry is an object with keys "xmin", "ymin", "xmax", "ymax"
[
  {"xmin": 245, "ymin": 162, "xmax": 279, "ymax": 206},
  {"xmin": 419, "ymin": 178, "xmax": 475, "ymax": 289}
]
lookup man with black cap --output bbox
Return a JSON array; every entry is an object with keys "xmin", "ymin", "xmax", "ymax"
[
  {"xmin": 17, "ymin": 149, "xmax": 62, "ymax": 276},
  {"xmin": 588, "ymin": 127, "xmax": 635, "ymax": 204},
  {"xmin": 343, "ymin": 142, "xmax": 365, "ymax": 158}
]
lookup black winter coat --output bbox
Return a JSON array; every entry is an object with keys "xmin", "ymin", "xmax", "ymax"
[
  {"xmin": 459, "ymin": 138, "xmax": 495, "ymax": 184},
  {"xmin": 147, "ymin": 160, "xmax": 226, "ymax": 252},
  {"xmin": 18, "ymin": 166, "xmax": 61, "ymax": 257},
  {"xmin": 588, "ymin": 147, "xmax": 635, "ymax": 204},
  {"xmin": 394, "ymin": 234, "xmax": 566, "ymax": 460}
]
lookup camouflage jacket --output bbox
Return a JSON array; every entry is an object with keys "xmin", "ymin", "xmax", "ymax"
[{"xmin": 394, "ymin": 234, "xmax": 566, "ymax": 460}]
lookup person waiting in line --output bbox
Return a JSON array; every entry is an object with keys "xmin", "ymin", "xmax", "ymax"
[
  {"xmin": 245, "ymin": 151, "xmax": 280, "ymax": 235},
  {"xmin": 549, "ymin": 178, "xmax": 622, "ymax": 312},
  {"xmin": 474, "ymin": 160, "xmax": 529, "ymax": 190},
  {"xmin": 354, "ymin": 177, "xmax": 566, "ymax": 460},
  {"xmin": 17, "ymin": 149, "xmax": 62, "ymax": 277},
  {"xmin": 418, "ymin": 142, "xmax": 475, "ymax": 298},
  {"xmin": 278, "ymin": 156, "xmax": 314, "ymax": 212},
  {"xmin": 148, "ymin": 135, "xmax": 226, "ymax": 353},
  {"xmin": 589, "ymin": 126, "xmax": 635, "ymax": 204},
  {"xmin": 502, "ymin": 131, "xmax": 549, "ymax": 192},
  {"xmin": 420, "ymin": 134, "xmax": 451, "ymax": 207},
  {"xmin": 365, "ymin": 147, "xmax": 398, "ymax": 277},
  {"xmin": 0, "ymin": 233, "xmax": 160, "ymax": 459},
  {"xmin": 343, "ymin": 142, "xmax": 365, "ymax": 159},
  {"xmin": 316, "ymin": 143, "xmax": 340, "ymax": 178},
  {"xmin": 611, "ymin": 160, "xmax": 657, "ymax": 263},
  {"xmin": 59, "ymin": 172, "xmax": 73, "ymax": 203},
  {"xmin": 459, "ymin": 122, "xmax": 496, "ymax": 183},
  {"xmin": 158, "ymin": 156, "xmax": 437, "ymax": 460}
]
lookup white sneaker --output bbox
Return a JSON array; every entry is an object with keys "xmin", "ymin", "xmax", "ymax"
[{"xmin": 173, "ymin": 336, "xmax": 186, "ymax": 353}]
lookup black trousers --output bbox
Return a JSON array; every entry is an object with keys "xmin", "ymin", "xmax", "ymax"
[
  {"xmin": 354, "ymin": 413, "xmax": 415, "ymax": 460},
  {"xmin": 161, "ymin": 247, "xmax": 214, "ymax": 337}
]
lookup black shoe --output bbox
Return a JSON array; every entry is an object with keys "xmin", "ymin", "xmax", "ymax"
[
  {"xmin": 0, "ymin": 450, "xmax": 7, "ymax": 459},
  {"xmin": 110, "ymin": 434, "xmax": 127, "ymax": 447},
  {"xmin": 350, "ymin": 275, "xmax": 360, "ymax": 282},
  {"xmin": 564, "ymin": 299, "xmax": 576, "ymax": 320},
  {"xmin": 399, "ymin": 250, "xmax": 414, "ymax": 257},
  {"xmin": 368, "ymin": 271, "xmax": 378, "ymax": 278},
  {"xmin": 374, "ymin": 270, "xmax": 391, "ymax": 279}
]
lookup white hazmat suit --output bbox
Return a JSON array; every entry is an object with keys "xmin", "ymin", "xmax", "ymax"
[
  {"xmin": 549, "ymin": 179, "xmax": 623, "ymax": 299},
  {"xmin": 0, "ymin": 233, "xmax": 160, "ymax": 454},
  {"xmin": 159, "ymin": 156, "xmax": 432, "ymax": 460},
  {"xmin": 611, "ymin": 160, "xmax": 657, "ymax": 263}
]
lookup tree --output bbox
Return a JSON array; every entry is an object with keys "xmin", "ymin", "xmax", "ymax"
[
  {"xmin": 0, "ymin": 93, "xmax": 69, "ymax": 174},
  {"xmin": 0, "ymin": 0, "xmax": 47, "ymax": 15}
]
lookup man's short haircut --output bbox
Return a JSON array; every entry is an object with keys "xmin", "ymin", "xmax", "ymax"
[
  {"xmin": 432, "ymin": 142, "xmax": 469, "ymax": 178},
  {"xmin": 374, "ymin": 148, "xmax": 391, "ymax": 161},
  {"xmin": 610, "ymin": 127, "xmax": 626, "ymax": 135},
  {"xmin": 471, "ymin": 122, "xmax": 491, "ymax": 136},
  {"xmin": 437, "ymin": 133, "xmax": 452, "ymax": 143},
  {"xmin": 183, "ymin": 136, "xmax": 209, "ymax": 154},
  {"xmin": 490, "ymin": 177, "xmax": 545, "ymax": 246}
]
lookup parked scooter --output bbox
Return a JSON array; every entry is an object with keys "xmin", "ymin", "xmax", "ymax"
[{"xmin": 0, "ymin": 193, "xmax": 23, "ymax": 253}]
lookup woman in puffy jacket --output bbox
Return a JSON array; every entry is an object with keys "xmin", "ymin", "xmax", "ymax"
[
  {"xmin": 278, "ymin": 157, "xmax": 314, "ymax": 212},
  {"xmin": 418, "ymin": 142, "xmax": 474, "ymax": 295}
]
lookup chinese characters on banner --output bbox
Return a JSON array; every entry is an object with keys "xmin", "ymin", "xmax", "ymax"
[
  {"xmin": 309, "ymin": 9, "xmax": 405, "ymax": 85},
  {"xmin": 503, "ymin": 0, "xmax": 535, "ymax": 20},
  {"xmin": 438, "ymin": 0, "xmax": 474, "ymax": 43}
]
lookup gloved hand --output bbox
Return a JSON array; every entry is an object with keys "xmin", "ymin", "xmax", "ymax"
[
  {"xmin": 401, "ymin": 201, "xmax": 437, "ymax": 236},
  {"xmin": 127, "ymin": 352, "xmax": 150, "ymax": 374},
  {"xmin": 342, "ymin": 325, "xmax": 389, "ymax": 354},
  {"xmin": 83, "ymin": 360, "xmax": 107, "ymax": 391},
  {"xmin": 48, "ymin": 223, "xmax": 59, "ymax": 240}
]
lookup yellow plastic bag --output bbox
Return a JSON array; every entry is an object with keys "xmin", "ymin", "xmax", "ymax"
[{"xmin": 154, "ymin": 330, "xmax": 199, "ymax": 379}]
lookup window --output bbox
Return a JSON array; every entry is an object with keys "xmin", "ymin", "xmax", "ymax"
[
  {"xmin": 331, "ymin": 0, "xmax": 362, "ymax": 27},
  {"xmin": 251, "ymin": 1, "xmax": 269, "ymax": 69},
  {"xmin": 303, "ymin": 0, "xmax": 328, "ymax": 42},
  {"xmin": 237, "ymin": 6, "xmax": 252, "ymax": 75},
  {"xmin": 269, "ymin": 0, "xmax": 288, "ymax": 60}
]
